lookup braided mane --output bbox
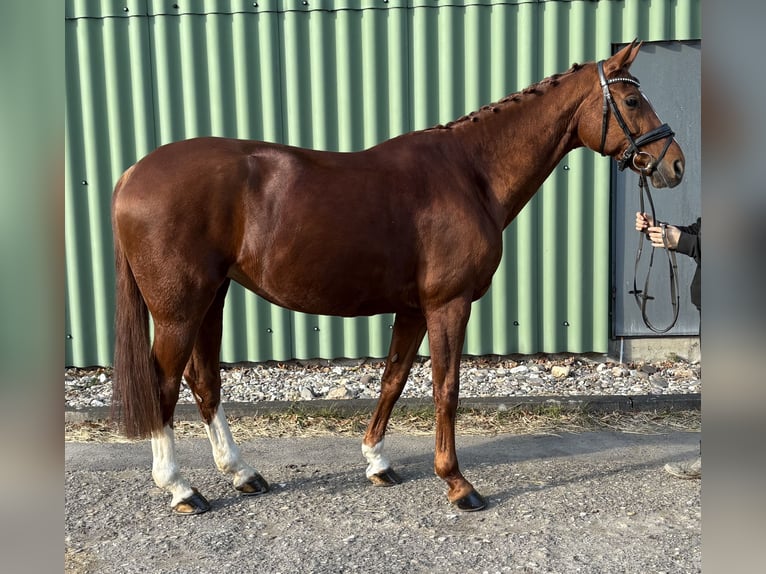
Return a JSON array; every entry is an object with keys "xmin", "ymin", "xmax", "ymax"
[{"xmin": 427, "ymin": 62, "xmax": 586, "ymax": 131}]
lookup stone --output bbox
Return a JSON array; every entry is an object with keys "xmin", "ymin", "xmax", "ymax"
[
  {"xmin": 326, "ymin": 386, "xmax": 353, "ymax": 400},
  {"xmin": 551, "ymin": 365, "xmax": 571, "ymax": 378}
]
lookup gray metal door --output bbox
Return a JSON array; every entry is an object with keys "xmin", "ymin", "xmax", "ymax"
[{"xmin": 612, "ymin": 40, "xmax": 701, "ymax": 337}]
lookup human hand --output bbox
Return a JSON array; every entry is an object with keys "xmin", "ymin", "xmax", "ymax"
[
  {"xmin": 645, "ymin": 224, "xmax": 681, "ymax": 249},
  {"xmin": 635, "ymin": 211, "xmax": 654, "ymax": 232}
]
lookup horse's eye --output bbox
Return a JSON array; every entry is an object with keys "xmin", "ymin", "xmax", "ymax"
[{"xmin": 625, "ymin": 97, "xmax": 639, "ymax": 109}]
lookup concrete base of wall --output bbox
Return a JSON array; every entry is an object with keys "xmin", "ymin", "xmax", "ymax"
[{"xmin": 608, "ymin": 337, "xmax": 701, "ymax": 364}]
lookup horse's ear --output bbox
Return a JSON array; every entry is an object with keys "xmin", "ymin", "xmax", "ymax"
[{"xmin": 603, "ymin": 39, "xmax": 643, "ymax": 74}]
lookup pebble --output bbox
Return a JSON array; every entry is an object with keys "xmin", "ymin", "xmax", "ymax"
[
  {"xmin": 64, "ymin": 354, "xmax": 701, "ymax": 409},
  {"xmin": 551, "ymin": 365, "xmax": 570, "ymax": 378},
  {"xmin": 299, "ymin": 387, "xmax": 316, "ymax": 400},
  {"xmin": 326, "ymin": 386, "xmax": 353, "ymax": 400}
]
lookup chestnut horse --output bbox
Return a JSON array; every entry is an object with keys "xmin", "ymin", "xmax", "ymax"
[{"xmin": 111, "ymin": 41, "xmax": 684, "ymax": 514}]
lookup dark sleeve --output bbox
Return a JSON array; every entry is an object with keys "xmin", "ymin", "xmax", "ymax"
[{"xmin": 675, "ymin": 217, "xmax": 700, "ymax": 262}]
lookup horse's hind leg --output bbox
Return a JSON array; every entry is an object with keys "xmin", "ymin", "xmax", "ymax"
[
  {"xmin": 362, "ymin": 311, "xmax": 426, "ymax": 486},
  {"xmin": 147, "ymin": 278, "xmax": 238, "ymax": 515},
  {"xmin": 184, "ymin": 279, "xmax": 269, "ymax": 497},
  {"xmin": 149, "ymin": 320, "xmax": 210, "ymax": 514}
]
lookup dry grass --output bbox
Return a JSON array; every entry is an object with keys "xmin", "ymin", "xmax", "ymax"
[
  {"xmin": 65, "ymin": 548, "xmax": 98, "ymax": 574},
  {"xmin": 65, "ymin": 406, "xmax": 700, "ymax": 443}
]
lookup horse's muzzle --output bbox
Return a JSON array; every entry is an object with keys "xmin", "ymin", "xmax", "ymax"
[
  {"xmin": 633, "ymin": 148, "xmax": 684, "ymax": 189},
  {"xmin": 650, "ymin": 156, "xmax": 685, "ymax": 188}
]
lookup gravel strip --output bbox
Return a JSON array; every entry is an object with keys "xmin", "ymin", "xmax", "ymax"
[{"xmin": 65, "ymin": 353, "xmax": 701, "ymax": 410}]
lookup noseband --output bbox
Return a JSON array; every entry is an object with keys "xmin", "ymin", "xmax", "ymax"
[{"xmin": 597, "ymin": 60, "xmax": 675, "ymax": 172}]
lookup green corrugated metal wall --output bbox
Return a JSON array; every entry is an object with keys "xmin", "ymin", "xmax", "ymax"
[{"xmin": 65, "ymin": 0, "xmax": 701, "ymax": 367}]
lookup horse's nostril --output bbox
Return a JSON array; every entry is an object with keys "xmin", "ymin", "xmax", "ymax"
[{"xmin": 674, "ymin": 159, "xmax": 684, "ymax": 179}]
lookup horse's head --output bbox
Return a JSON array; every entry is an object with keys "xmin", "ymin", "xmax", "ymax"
[{"xmin": 580, "ymin": 40, "xmax": 685, "ymax": 188}]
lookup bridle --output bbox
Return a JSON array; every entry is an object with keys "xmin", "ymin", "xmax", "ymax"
[
  {"xmin": 597, "ymin": 60, "xmax": 680, "ymax": 334},
  {"xmin": 597, "ymin": 60, "xmax": 675, "ymax": 172}
]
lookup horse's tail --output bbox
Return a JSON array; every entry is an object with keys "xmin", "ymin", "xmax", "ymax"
[{"xmin": 111, "ymin": 174, "xmax": 162, "ymax": 439}]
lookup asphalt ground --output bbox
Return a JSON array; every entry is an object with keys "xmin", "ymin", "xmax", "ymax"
[{"xmin": 66, "ymin": 394, "xmax": 701, "ymax": 573}]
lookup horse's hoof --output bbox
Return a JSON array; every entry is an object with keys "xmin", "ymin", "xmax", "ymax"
[
  {"xmin": 369, "ymin": 468, "xmax": 402, "ymax": 487},
  {"xmin": 172, "ymin": 488, "xmax": 211, "ymax": 515},
  {"xmin": 452, "ymin": 490, "xmax": 488, "ymax": 512},
  {"xmin": 235, "ymin": 472, "xmax": 270, "ymax": 496}
]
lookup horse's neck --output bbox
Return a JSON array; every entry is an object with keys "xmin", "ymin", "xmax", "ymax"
[{"xmin": 455, "ymin": 72, "xmax": 589, "ymax": 228}]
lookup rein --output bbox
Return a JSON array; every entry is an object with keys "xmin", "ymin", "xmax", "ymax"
[
  {"xmin": 596, "ymin": 60, "xmax": 680, "ymax": 333},
  {"xmin": 630, "ymin": 172, "xmax": 680, "ymax": 334}
]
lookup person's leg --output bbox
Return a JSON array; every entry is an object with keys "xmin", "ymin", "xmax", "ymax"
[
  {"xmin": 665, "ymin": 306, "xmax": 701, "ymax": 480},
  {"xmin": 664, "ymin": 457, "xmax": 701, "ymax": 479}
]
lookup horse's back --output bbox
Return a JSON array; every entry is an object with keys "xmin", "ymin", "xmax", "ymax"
[{"xmin": 115, "ymin": 137, "xmax": 263, "ymax": 198}]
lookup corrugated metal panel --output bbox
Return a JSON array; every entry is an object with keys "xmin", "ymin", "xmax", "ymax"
[
  {"xmin": 66, "ymin": 1, "xmax": 157, "ymax": 366},
  {"xmin": 65, "ymin": 0, "xmax": 701, "ymax": 366},
  {"xmin": 277, "ymin": 0, "xmax": 409, "ymax": 360}
]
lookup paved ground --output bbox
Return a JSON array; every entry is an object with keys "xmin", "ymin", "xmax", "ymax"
[{"xmin": 65, "ymin": 426, "xmax": 701, "ymax": 573}]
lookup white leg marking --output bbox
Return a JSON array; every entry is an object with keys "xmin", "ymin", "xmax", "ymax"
[
  {"xmin": 362, "ymin": 439, "xmax": 391, "ymax": 478},
  {"xmin": 151, "ymin": 425, "xmax": 195, "ymax": 508},
  {"xmin": 204, "ymin": 405, "xmax": 260, "ymax": 488}
]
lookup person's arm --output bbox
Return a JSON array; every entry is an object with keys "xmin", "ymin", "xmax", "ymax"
[
  {"xmin": 674, "ymin": 217, "xmax": 701, "ymax": 260},
  {"xmin": 643, "ymin": 216, "xmax": 700, "ymax": 261}
]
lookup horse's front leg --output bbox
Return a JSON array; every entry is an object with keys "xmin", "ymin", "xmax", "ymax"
[
  {"xmin": 426, "ymin": 298, "xmax": 487, "ymax": 511},
  {"xmin": 362, "ymin": 311, "xmax": 426, "ymax": 486}
]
